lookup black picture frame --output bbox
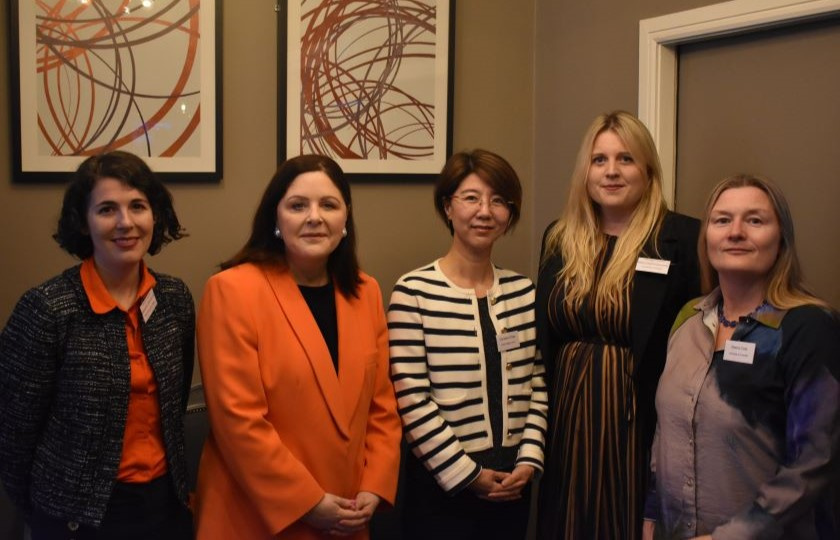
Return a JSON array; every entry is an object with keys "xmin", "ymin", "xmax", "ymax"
[
  {"xmin": 277, "ymin": 0, "xmax": 455, "ymax": 183},
  {"xmin": 8, "ymin": 0, "xmax": 223, "ymax": 184}
]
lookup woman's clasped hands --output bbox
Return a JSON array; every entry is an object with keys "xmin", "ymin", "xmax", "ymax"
[
  {"xmin": 302, "ymin": 491, "xmax": 381, "ymax": 536},
  {"xmin": 468, "ymin": 465, "xmax": 534, "ymax": 502}
]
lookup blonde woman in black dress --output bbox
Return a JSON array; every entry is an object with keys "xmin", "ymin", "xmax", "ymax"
[{"xmin": 536, "ymin": 111, "xmax": 700, "ymax": 539}]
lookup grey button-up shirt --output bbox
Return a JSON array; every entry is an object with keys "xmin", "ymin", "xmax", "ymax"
[{"xmin": 647, "ymin": 289, "xmax": 840, "ymax": 539}]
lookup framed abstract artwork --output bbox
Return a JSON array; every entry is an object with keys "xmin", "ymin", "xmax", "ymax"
[
  {"xmin": 278, "ymin": 0, "xmax": 455, "ymax": 182},
  {"xmin": 9, "ymin": 0, "xmax": 222, "ymax": 183}
]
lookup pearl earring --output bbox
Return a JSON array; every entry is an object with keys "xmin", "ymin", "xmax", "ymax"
[
  {"xmin": 274, "ymin": 226, "xmax": 282, "ymax": 239},
  {"xmin": 341, "ymin": 227, "xmax": 348, "ymax": 238}
]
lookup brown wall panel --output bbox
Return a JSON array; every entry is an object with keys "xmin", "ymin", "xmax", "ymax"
[{"xmin": 676, "ymin": 18, "xmax": 840, "ymax": 307}]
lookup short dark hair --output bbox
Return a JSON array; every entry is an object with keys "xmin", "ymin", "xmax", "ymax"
[
  {"xmin": 221, "ymin": 155, "xmax": 362, "ymax": 298},
  {"xmin": 433, "ymin": 149, "xmax": 523, "ymax": 234},
  {"xmin": 53, "ymin": 150, "xmax": 186, "ymax": 258}
]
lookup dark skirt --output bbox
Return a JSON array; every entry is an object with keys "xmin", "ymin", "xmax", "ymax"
[{"xmin": 402, "ymin": 453, "xmax": 531, "ymax": 540}]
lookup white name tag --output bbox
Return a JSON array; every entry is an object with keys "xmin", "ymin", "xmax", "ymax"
[
  {"xmin": 140, "ymin": 289, "xmax": 157, "ymax": 323},
  {"xmin": 635, "ymin": 257, "xmax": 671, "ymax": 275},
  {"xmin": 723, "ymin": 340, "xmax": 755, "ymax": 364},
  {"xmin": 496, "ymin": 331, "xmax": 520, "ymax": 352}
]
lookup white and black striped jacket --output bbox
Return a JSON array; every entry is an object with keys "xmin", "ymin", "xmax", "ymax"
[{"xmin": 388, "ymin": 261, "xmax": 547, "ymax": 493}]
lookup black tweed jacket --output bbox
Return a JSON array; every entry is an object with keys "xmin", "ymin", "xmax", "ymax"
[{"xmin": 0, "ymin": 264, "xmax": 195, "ymax": 527}]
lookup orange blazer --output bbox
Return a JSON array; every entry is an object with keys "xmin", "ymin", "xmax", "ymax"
[{"xmin": 194, "ymin": 263, "xmax": 401, "ymax": 539}]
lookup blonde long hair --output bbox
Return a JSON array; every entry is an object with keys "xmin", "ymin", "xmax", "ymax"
[
  {"xmin": 699, "ymin": 174, "xmax": 829, "ymax": 310},
  {"xmin": 543, "ymin": 111, "xmax": 668, "ymax": 313}
]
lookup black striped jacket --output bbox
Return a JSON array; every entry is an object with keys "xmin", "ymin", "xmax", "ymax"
[
  {"xmin": 388, "ymin": 261, "xmax": 547, "ymax": 493},
  {"xmin": 0, "ymin": 264, "xmax": 194, "ymax": 527}
]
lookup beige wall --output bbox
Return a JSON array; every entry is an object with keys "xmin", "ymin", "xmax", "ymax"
[{"xmin": 0, "ymin": 0, "xmax": 535, "ymax": 326}]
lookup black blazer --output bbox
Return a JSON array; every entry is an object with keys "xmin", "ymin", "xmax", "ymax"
[
  {"xmin": 536, "ymin": 211, "xmax": 700, "ymax": 449},
  {"xmin": 0, "ymin": 265, "xmax": 195, "ymax": 527}
]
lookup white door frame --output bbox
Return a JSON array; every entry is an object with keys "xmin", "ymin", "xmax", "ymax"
[{"xmin": 638, "ymin": 0, "xmax": 840, "ymax": 207}]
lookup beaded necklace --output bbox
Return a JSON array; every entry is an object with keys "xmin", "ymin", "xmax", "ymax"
[{"xmin": 717, "ymin": 300, "xmax": 770, "ymax": 328}]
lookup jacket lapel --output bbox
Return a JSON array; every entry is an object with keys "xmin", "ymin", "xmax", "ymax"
[
  {"xmin": 262, "ymin": 266, "xmax": 351, "ymax": 438},
  {"xmin": 630, "ymin": 233, "xmax": 677, "ymax": 373},
  {"xmin": 631, "ymin": 267, "xmax": 668, "ymax": 365}
]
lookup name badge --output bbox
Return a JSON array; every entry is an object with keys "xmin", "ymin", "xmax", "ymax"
[
  {"xmin": 140, "ymin": 290, "xmax": 158, "ymax": 323},
  {"xmin": 496, "ymin": 331, "xmax": 520, "ymax": 352},
  {"xmin": 635, "ymin": 257, "xmax": 671, "ymax": 275},
  {"xmin": 723, "ymin": 340, "xmax": 755, "ymax": 365}
]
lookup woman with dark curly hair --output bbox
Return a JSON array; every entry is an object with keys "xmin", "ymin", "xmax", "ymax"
[{"xmin": 0, "ymin": 151, "xmax": 194, "ymax": 539}]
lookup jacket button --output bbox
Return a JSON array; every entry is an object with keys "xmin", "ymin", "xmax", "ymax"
[
  {"xmin": 507, "ymin": 397, "xmax": 513, "ymax": 404},
  {"xmin": 68, "ymin": 521, "xmax": 79, "ymax": 531},
  {"xmin": 506, "ymin": 431, "xmax": 513, "ymax": 438},
  {"xmin": 489, "ymin": 295, "xmax": 498, "ymax": 305},
  {"xmin": 506, "ymin": 363, "xmax": 512, "ymax": 371}
]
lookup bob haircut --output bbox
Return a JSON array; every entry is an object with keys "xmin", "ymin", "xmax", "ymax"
[
  {"xmin": 698, "ymin": 173, "xmax": 827, "ymax": 310},
  {"xmin": 222, "ymin": 154, "xmax": 362, "ymax": 298},
  {"xmin": 54, "ymin": 150, "xmax": 185, "ymax": 259},
  {"xmin": 433, "ymin": 149, "xmax": 523, "ymax": 235}
]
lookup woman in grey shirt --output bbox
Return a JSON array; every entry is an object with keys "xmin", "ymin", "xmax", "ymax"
[{"xmin": 644, "ymin": 174, "xmax": 840, "ymax": 539}]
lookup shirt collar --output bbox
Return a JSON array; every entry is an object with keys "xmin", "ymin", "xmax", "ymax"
[
  {"xmin": 80, "ymin": 258, "xmax": 157, "ymax": 314},
  {"xmin": 694, "ymin": 286, "xmax": 786, "ymax": 333}
]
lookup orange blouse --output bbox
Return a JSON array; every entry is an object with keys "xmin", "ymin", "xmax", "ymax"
[{"xmin": 80, "ymin": 258, "xmax": 167, "ymax": 482}]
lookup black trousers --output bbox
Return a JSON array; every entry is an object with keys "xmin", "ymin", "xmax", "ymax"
[
  {"xmin": 402, "ymin": 454, "xmax": 531, "ymax": 540},
  {"xmin": 29, "ymin": 474, "xmax": 193, "ymax": 540}
]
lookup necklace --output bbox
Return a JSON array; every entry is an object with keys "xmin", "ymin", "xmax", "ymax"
[{"xmin": 717, "ymin": 300, "xmax": 769, "ymax": 328}]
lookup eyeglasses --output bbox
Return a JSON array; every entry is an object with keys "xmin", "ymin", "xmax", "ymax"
[{"xmin": 449, "ymin": 193, "xmax": 513, "ymax": 211}]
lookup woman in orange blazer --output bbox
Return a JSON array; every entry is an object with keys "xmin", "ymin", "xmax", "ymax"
[{"xmin": 194, "ymin": 155, "xmax": 401, "ymax": 539}]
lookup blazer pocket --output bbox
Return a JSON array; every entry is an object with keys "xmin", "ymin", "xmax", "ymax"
[{"xmin": 430, "ymin": 390, "xmax": 467, "ymax": 406}]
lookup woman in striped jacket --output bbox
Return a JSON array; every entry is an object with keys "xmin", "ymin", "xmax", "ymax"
[{"xmin": 388, "ymin": 149, "xmax": 547, "ymax": 539}]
